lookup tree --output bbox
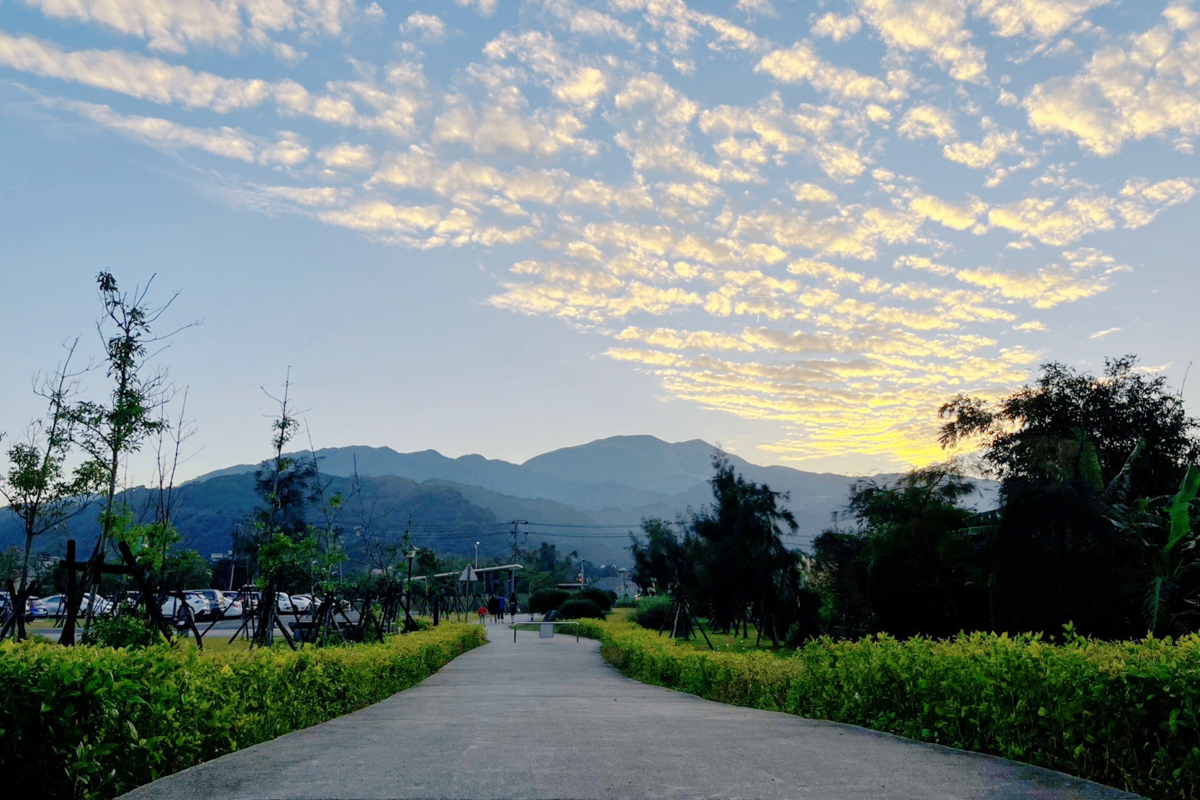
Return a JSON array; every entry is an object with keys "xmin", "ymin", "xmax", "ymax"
[
  {"xmin": 71, "ymin": 272, "xmax": 189, "ymax": 620},
  {"xmin": 687, "ymin": 454, "xmax": 808, "ymax": 644},
  {"xmin": 835, "ymin": 464, "xmax": 985, "ymax": 638},
  {"xmin": 807, "ymin": 529, "xmax": 875, "ymax": 637},
  {"xmin": 629, "ymin": 518, "xmax": 691, "ymax": 597},
  {"xmin": 0, "ymin": 340, "xmax": 100, "ymax": 613},
  {"xmin": 247, "ymin": 372, "xmax": 317, "ymax": 586},
  {"xmin": 939, "ymin": 357, "xmax": 1198, "ymax": 638},
  {"xmin": 939, "ymin": 356, "xmax": 1199, "ymax": 498}
]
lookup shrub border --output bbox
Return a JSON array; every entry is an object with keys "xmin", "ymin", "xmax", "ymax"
[
  {"xmin": 578, "ymin": 615, "xmax": 1197, "ymax": 800},
  {"xmin": 0, "ymin": 622, "xmax": 486, "ymax": 798}
]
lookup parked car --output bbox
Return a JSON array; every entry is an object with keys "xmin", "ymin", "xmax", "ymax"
[
  {"xmin": 27, "ymin": 598, "xmax": 47, "ymax": 619},
  {"xmin": 187, "ymin": 589, "xmax": 234, "ymax": 619},
  {"xmin": 290, "ymin": 594, "xmax": 313, "ymax": 613},
  {"xmin": 241, "ymin": 591, "xmax": 295, "ymax": 614},
  {"xmin": 160, "ymin": 593, "xmax": 208, "ymax": 622},
  {"xmin": 38, "ymin": 594, "xmax": 112, "ymax": 616}
]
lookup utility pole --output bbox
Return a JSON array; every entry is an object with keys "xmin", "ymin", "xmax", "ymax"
[
  {"xmin": 507, "ymin": 520, "xmax": 527, "ymax": 609},
  {"xmin": 404, "ymin": 546, "xmax": 417, "ymax": 633}
]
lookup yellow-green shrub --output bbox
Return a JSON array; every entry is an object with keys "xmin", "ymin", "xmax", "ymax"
[
  {"xmin": 578, "ymin": 616, "xmax": 1200, "ymax": 799},
  {"xmin": 0, "ymin": 623, "xmax": 485, "ymax": 799}
]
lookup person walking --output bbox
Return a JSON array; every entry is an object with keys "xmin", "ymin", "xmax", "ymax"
[
  {"xmin": 497, "ymin": 594, "xmax": 507, "ymax": 621},
  {"xmin": 487, "ymin": 594, "xmax": 499, "ymax": 623}
]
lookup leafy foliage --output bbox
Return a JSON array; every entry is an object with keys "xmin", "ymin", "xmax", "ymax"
[
  {"xmin": 556, "ymin": 598, "xmax": 606, "ymax": 619},
  {"xmin": 580, "ymin": 615, "xmax": 1200, "ymax": 800},
  {"xmin": 80, "ymin": 613, "xmax": 160, "ymax": 650},
  {"xmin": 0, "ymin": 623, "xmax": 486, "ymax": 799},
  {"xmin": 632, "ymin": 597, "xmax": 674, "ymax": 631},
  {"xmin": 529, "ymin": 588, "xmax": 570, "ymax": 614},
  {"xmin": 940, "ymin": 356, "xmax": 1199, "ymax": 497},
  {"xmin": 577, "ymin": 587, "xmax": 614, "ymax": 611}
]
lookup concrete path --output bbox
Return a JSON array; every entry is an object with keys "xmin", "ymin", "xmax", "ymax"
[{"xmin": 121, "ymin": 620, "xmax": 1140, "ymax": 800}]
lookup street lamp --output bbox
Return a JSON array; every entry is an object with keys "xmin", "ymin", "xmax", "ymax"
[
  {"xmin": 404, "ymin": 546, "xmax": 418, "ymax": 633},
  {"xmin": 474, "ymin": 541, "xmax": 480, "ymax": 568}
]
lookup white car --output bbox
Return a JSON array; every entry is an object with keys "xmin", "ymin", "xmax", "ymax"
[
  {"xmin": 276, "ymin": 592, "xmax": 296, "ymax": 613},
  {"xmin": 39, "ymin": 594, "xmax": 111, "ymax": 616},
  {"xmin": 161, "ymin": 593, "xmax": 207, "ymax": 621},
  {"xmin": 188, "ymin": 589, "xmax": 242, "ymax": 619},
  {"xmin": 290, "ymin": 594, "xmax": 313, "ymax": 613}
]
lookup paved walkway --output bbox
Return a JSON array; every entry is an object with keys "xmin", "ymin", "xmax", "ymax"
[{"xmin": 121, "ymin": 620, "xmax": 1139, "ymax": 799}]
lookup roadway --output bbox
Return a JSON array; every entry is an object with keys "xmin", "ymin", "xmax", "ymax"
[{"xmin": 118, "ymin": 618, "xmax": 1139, "ymax": 799}]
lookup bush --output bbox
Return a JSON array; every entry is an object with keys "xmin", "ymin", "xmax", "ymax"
[
  {"xmin": 576, "ymin": 616, "xmax": 1200, "ymax": 800},
  {"xmin": 0, "ymin": 622, "xmax": 485, "ymax": 799},
  {"xmin": 632, "ymin": 597, "xmax": 673, "ymax": 631},
  {"xmin": 615, "ymin": 595, "xmax": 638, "ymax": 608},
  {"xmin": 557, "ymin": 598, "xmax": 606, "ymax": 620},
  {"xmin": 529, "ymin": 588, "xmax": 570, "ymax": 614},
  {"xmin": 579, "ymin": 588, "xmax": 614, "ymax": 610},
  {"xmin": 80, "ymin": 614, "xmax": 160, "ymax": 650}
]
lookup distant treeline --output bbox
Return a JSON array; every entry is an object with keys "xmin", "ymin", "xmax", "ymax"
[{"xmin": 633, "ymin": 356, "xmax": 1200, "ymax": 641}]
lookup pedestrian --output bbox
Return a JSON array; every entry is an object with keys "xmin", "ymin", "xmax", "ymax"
[
  {"xmin": 510, "ymin": 592, "xmax": 519, "ymax": 620},
  {"xmin": 487, "ymin": 594, "xmax": 499, "ymax": 622},
  {"xmin": 498, "ymin": 594, "xmax": 507, "ymax": 621},
  {"xmin": 477, "ymin": 603, "xmax": 487, "ymax": 625}
]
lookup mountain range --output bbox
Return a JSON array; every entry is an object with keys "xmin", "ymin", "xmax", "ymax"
[{"xmin": 2, "ymin": 436, "xmax": 996, "ymax": 566}]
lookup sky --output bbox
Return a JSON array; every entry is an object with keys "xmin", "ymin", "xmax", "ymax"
[{"xmin": 1, "ymin": 0, "xmax": 1199, "ymax": 484}]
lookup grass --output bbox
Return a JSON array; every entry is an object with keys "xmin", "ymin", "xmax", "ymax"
[{"xmin": 632, "ymin": 610, "xmax": 797, "ymax": 655}]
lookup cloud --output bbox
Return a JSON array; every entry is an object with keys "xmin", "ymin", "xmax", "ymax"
[
  {"xmin": 955, "ymin": 247, "xmax": 1123, "ymax": 307},
  {"xmin": 1089, "ymin": 326, "xmax": 1120, "ymax": 339},
  {"xmin": 401, "ymin": 12, "xmax": 447, "ymax": 42},
  {"xmin": 813, "ymin": 13, "xmax": 863, "ymax": 41},
  {"xmin": 987, "ymin": 194, "xmax": 1114, "ymax": 246},
  {"xmin": 974, "ymin": 0, "xmax": 1109, "ymax": 41},
  {"xmin": 0, "ymin": 30, "xmax": 428, "ymax": 135},
  {"xmin": 70, "ymin": 100, "xmax": 261, "ymax": 161},
  {"xmin": 455, "ymin": 0, "xmax": 498, "ymax": 16},
  {"xmin": 19, "ymin": 0, "xmax": 354, "ymax": 55},
  {"xmin": 433, "ymin": 89, "xmax": 591, "ymax": 157},
  {"xmin": 10, "ymin": 0, "xmax": 1196, "ymax": 473},
  {"xmin": 0, "ymin": 30, "xmax": 272, "ymax": 111},
  {"xmin": 942, "ymin": 127, "xmax": 1023, "ymax": 169},
  {"xmin": 898, "ymin": 105, "xmax": 957, "ymax": 142},
  {"xmin": 543, "ymin": 0, "xmax": 639, "ymax": 44},
  {"xmin": 852, "ymin": 0, "xmax": 987, "ymax": 83},
  {"xmin": 1025, "ymin": 11, "xmax": 1200, "ymax": 155},
  {"xmin": 792, "ymin": 182, "xmax": 838, "ymax": 204},
  {"xmin": 317, "ymin": 142, "xmax": 374, "ymax": 171},
  {"xmin": 910, "ymin": 193, "xmax": 987, "ymax": 230},
  {"xmin": 756, "ymin": 43, "xmax": 906, "ymax": 102}
]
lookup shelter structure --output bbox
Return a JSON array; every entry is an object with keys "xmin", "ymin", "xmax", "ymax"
[{"xmin": 410, "ymin": 564, "xmax": 523, "ymax": 618}]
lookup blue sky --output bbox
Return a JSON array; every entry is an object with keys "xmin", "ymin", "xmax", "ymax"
[{"xmin": 1, "ymin": 0, "xmax": 1198, "ymax": 483}]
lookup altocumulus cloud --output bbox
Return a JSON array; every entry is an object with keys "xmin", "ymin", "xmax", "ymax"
[{"xmin": 3, "ymin": 0, "xmax": 1197, "ymax": 468}]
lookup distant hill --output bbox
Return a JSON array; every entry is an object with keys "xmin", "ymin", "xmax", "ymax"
[
  {"xmin": 4, "ymin": 436, "xmax": 997, "ymax": 566},
  {"xmin": 191, "ymin": 435, "xmax": 878, "ymax": 517}
]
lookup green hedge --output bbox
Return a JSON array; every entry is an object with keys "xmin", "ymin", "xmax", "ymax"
[
  {"xmin": 0, "ymin": 622, "xmax": 486, "ymax": 799},
  {"xmin": 578, "ymin": 615, "xmax": 1199, "ymax": 800},
  {"xmin": 557, "ymin": 598, "xmax": 606, "ymax": 620},
  {"xmin": 529, "ymin": 588, "xmax": 570, "ymax": 614}
]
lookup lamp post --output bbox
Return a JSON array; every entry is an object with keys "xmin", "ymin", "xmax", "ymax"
[
  {"xmin": 404, "ymin": 546, "xmax": 418, "ymax": 633},
  {"xmin": 474, "ymin": 541, "xmax": 480, "ymax": 569}
]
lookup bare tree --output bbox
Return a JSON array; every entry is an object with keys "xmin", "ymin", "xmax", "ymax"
[
  {"xmin": 0, "ymin": 340, "xmax": 100, "ymax": 638},
  {"xmin": 70, "ymin": 272, "xmax": 193, "ymax": 629}
]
